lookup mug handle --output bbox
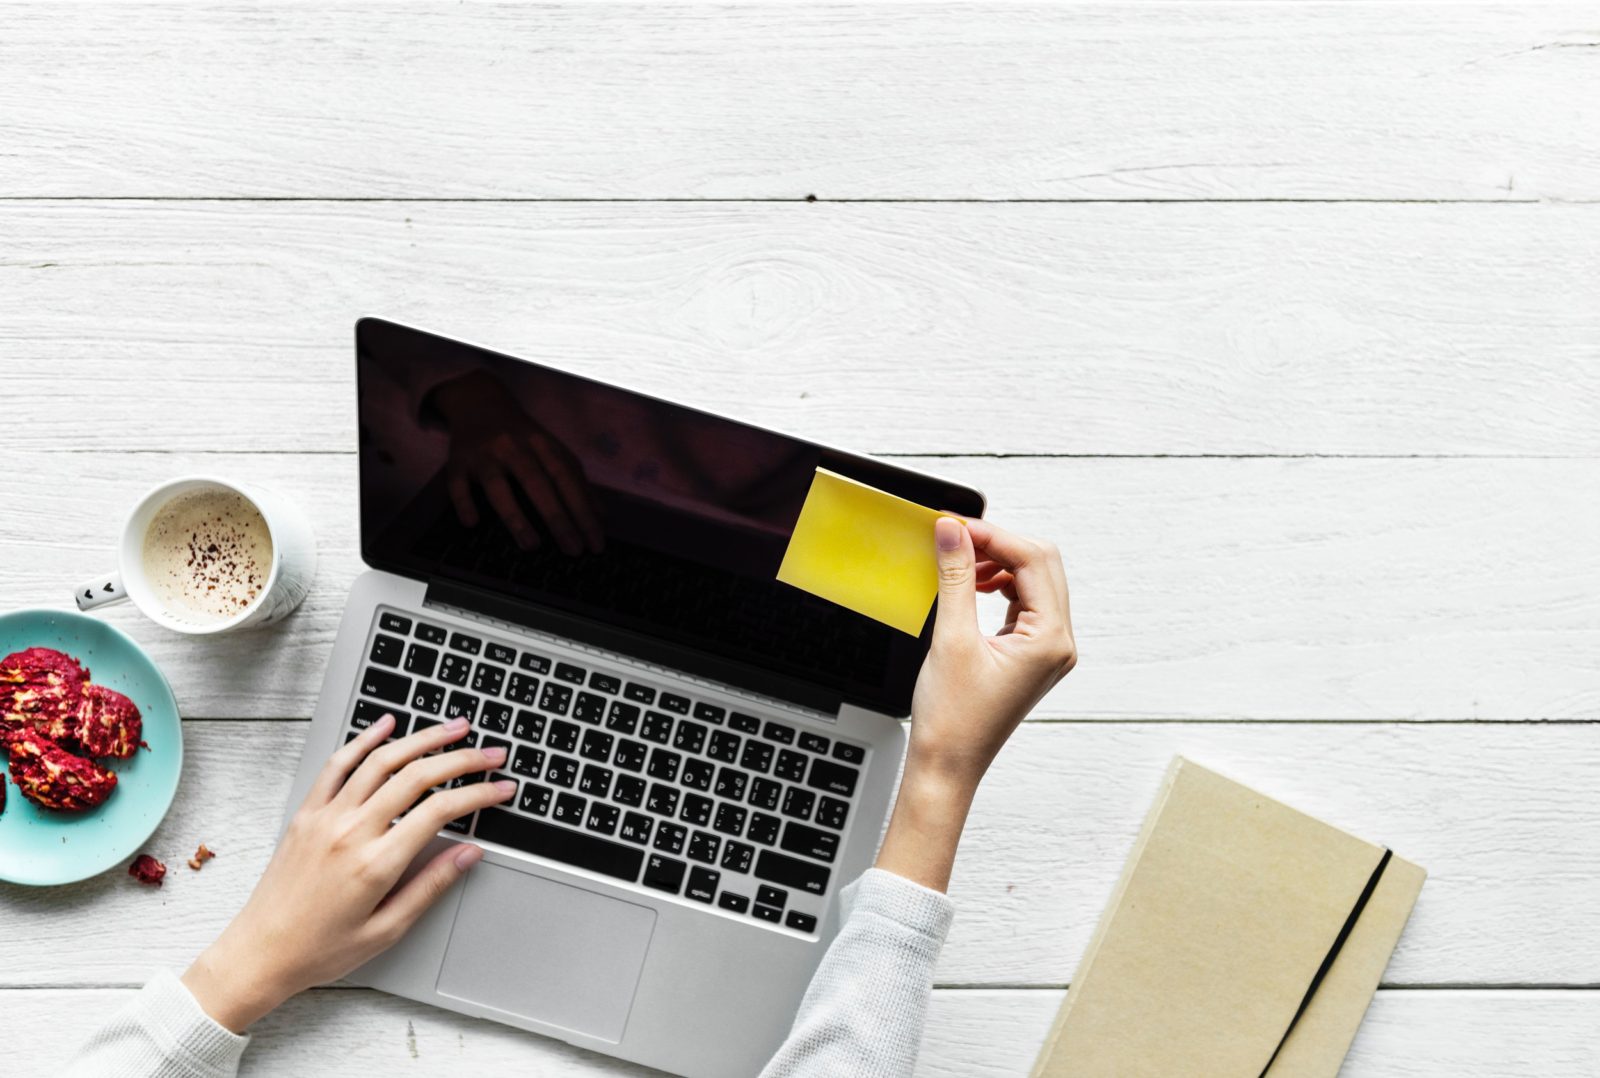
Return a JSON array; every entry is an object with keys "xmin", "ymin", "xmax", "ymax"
[{"xmin": 74, "ymin": 572, "xmax": 128, "ymax": 612}]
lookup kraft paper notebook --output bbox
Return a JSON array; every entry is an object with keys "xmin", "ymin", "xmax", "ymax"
[{"xmin": 1033, "ymin": 758, "xmax": 1425, "ymax": 1078}]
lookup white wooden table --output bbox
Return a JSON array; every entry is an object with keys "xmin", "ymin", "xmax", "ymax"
[{"xmin": 4, "ymin": 4, "xmax": 1598, "ymax": 1074}]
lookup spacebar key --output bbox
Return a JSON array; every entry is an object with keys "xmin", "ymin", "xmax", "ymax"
[{"xmin": 472, "ymin": 809, "xmax": 644, "ymax": 883}]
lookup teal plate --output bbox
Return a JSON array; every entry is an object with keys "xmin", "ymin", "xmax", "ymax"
[{"xmin": 0, "ymin": 609, "xmax": 183, "ymax": 885}]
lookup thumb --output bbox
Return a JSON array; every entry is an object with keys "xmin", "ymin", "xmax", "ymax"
[
  {"xmin": 932, "ymin": 516, "xmax": 978, "ymax": 641},
  {"xmin": 370, "ymin": 843, "xmax": 483, "ymax": 942}
]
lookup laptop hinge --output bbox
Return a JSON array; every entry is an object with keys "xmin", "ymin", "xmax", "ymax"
[{"xmin": 424, "ymin": 579, "xmax": 845, "ymax": 720}]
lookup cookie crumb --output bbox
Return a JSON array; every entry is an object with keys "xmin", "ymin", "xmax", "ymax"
[
  {"xmin": 130, "ymin": 854, "xmax": 166, "ymax": 886},
  {"xmin": 187, "ymin": 843, "xmax": 216, "ymax": 871}
]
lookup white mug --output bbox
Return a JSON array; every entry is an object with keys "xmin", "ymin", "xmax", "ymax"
[{"xmin": 74, "ymin": 476, "xmax": 316, "ymax": 635}]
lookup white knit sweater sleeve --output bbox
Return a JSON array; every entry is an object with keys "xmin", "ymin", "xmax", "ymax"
[
  {"xmin": 66, "ymin": 869, "xmax": 950, "ymax": 1078},
  {"xmin": 66, "ymin": 969, "xmax": 249, "ymax": 1078},
  {"xmin": 760, "ymin": 867, "xmax": 956, "ymax": 1078}
]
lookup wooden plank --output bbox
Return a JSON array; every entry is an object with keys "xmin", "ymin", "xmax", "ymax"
[
  {"xmin": 6, "ymin": 986, "xmax": 1597, "ymax": 1076},
  {"xmin": 2, "ymin": 721, "xmax": 1596, "ymax": 986},
  {"xmin": 4, "ymin": 5, "xmax": 1598, "ymax": 201},
  {"xmin": 5, "ymin": 200, "xmax": 1597, "ymax": 456},
  {"xmin": 2, "ymin": 451, "xmax": 1593, "ymax": 721}
]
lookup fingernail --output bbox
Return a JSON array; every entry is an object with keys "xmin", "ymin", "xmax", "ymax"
[
  {"xmin": 482, "ymin": 746, "xmax": 508, "ymax": 764},
  {"xmin": 494, "ymin": 779, "xmax": 517, "ymax": 796},
  {"xmin": 446, "ymin": 717, "xmax": 469, "ymax": 731},
  {"xmin": 453, "ymin": 844, "xmax": 484, "ymax": 870},
  {"xmin": 935, "ymin": 516, "xmax": 963, "ymax": 551}
]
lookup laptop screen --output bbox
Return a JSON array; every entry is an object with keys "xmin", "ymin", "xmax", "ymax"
[{"xmin": 355, "ymin": 319, "xmax": 984, "ymax": 716}]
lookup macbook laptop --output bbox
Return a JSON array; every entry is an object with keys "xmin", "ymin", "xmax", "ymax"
[{"xmin": 284, "ymin": 318, "xmax": 985, "ymax": 1077}]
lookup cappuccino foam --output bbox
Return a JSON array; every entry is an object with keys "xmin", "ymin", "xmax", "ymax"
[{"xmin": 142, "ymin": 489, "xmax": 274, "ymax": 624}]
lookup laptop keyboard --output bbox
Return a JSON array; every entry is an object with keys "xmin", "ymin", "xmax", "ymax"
[{"xmin": 346, "ymin": 607, "xmax": 869, "ymax": 936}]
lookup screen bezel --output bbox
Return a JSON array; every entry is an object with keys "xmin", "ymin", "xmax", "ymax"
[{"xmin": 354, "ymin": 317, "xmax": 987, "ymax": 716}]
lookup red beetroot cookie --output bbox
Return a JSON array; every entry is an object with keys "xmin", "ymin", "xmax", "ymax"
[
  {"xmin": 73, "ymin": 683, "xmax": 145, "ymax": 759},
  {"xmin": 0, "ymin": 647, "xmax": 89, "ymax": 741},
  {"xmin": 5, "ymin": 729, "xmax": 117, "ymax": 811}
]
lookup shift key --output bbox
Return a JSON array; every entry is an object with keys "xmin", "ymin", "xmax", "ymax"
[
  {"xmin": 755, "ymin": 849, "xmax": 831, "ymax": 895},
  {"xmin": 361, "ymin": 667, "xmax": 411, "ymax": 705}
]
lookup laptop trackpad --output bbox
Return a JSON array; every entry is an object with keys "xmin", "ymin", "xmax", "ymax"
[{"xmin": 435, "ymin": 863, "xmax": 656, "ymax": 1043}]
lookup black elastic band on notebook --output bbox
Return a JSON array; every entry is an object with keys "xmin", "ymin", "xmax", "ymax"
[{"xmin": 1257, "ymin": 847, "xmax": 1393, "ymax": 1078}]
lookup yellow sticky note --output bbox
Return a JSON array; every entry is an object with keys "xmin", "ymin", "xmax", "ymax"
[{"xmin": 777, "ymin": 467, "xmax": 945, "ymax": 636}]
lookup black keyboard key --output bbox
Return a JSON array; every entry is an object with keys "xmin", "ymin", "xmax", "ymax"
[
  {"xmin": 807, "ymin": 758, "xmax": 860, "ymax": 797},
  {"xmin": 442, "ymin": 728, "xmax": 478, "ymax": 752},
  {"xmin": 506, "ymin": 673, "xmax": 540, "ymax": 707},
  {"xmin": 580, "ymin": 729, "xmax": 615, "ymax": 762},
  {"xmin": 785, "ymin": 911, "xmax": 818, "ymax": 933},
  {"xmin": 369, "ymin": 634, "xmax": 404, "ymax": 667},
  {"xmin": 404, "ymin": 643, "xmax": 439, "ymax": 678},
  {"xmin": 413, "ymin": 717, "xmax": 442, "ymax": 735},
  {"xmin": 815, "ymin": 795, "xmax": 850, "ymax": 830},
  {"xmin": 486, "ymin": 642, "xmax": 517, "ymax": 665},
  {"xmin": 799, "ymin": 732, "xmax": 830, "ymax": 755},
  {"xmin": 438, "ymin": 654, "xmax": 472, "ymax": 687},
  {"xmin": 643, "ymin": 853, "xmax": 687, "ymax": 893},
  {"xmin": 694, "ymin": 701, "xmax": 726, "ymax": 724},
  {"xmin": 688, "ymin": 831, "xmax": 721, "ymax": 864},
  {"xmin": 707, "ymin": 730, "xmax": 742, "ymax": 764},
  {"xmin": 686, "ymin": 866, "xmax": 720, "ymax": 903},
  {"xmin": 585, "ymin": 802, "xmax": 620, "ymax": 836},
  {"xmin": 538, "ymin": 682, "xmax": 572, "ymax": 715},
  {"xmin": 682, "ymin": 758, "xmax": 715, "ymax": 791},
  {"xmin": 681, "ymin": 793, "xmax": 714, "ymax": 827},
  {"xmin": 471, "ymin": 663, "xmax": 505, "ymax": 697},
  {"xmin": 551, "ymin": 791, "xmax": 586, "ymax": 825},
  {"xmin": 416, "ymin": 622, "xmax": 447, "ymax": 645},
  {"xmin": 589, "ymin": 672, "xmax": 621, "ymax": 695},
  {"xmin": 748, "ymin": 812, "xmax": 781, "ymax": 846},
  {"xmin": 782, "ymin": 787, "xmax": 815, "ymax": 821},
  {"xmin": 740, "ymin": 741, "xmax": 774, "ymax": 773},
  {"xmin": 353, "ymin": 700, "xmax": 408, "ymax": 732},
  {"xmin": 781, "ymin": 821, "xmax": 840, "ymax": 863},
  {"xmin": 444, "ymin": 815, "xmax": 473, "ymax": 834},
  {"xmin": 379, "ymin": 612, "xmax": 413, "ymax": 634},
  {"xmin": 411, "ymin": 682, "xmax": 446, "ymax": 714},
  {"xmin": 641, "ymin": 712, "xmax": 674, "ymax": 744},
  {"xmin": 579, "ymin": 764, "xmax": 613, "ymax": 798},
  {"xmin": 757, "ymin": 884, "xmax": 788, "ymax": 909},
  {"xmin": 653, "ymin": 821, "xmax": 687, "ymax": 854},
  {"xmin": 361, "ymin": 667, "xmax": 410, "ymax": 705},
  {"xmin": 624, "ymin": 682, "xmax": 656, "ymax": 704},
  {"xmin": 647, "ymin": 748, "xmax": 682, "ymax": 782},
  {"xmin": 672, "ymin": 720, "xmax": 708, "ymax": 754},
  {"xmin": 659, "ymin": 692, "xmax": 690, "ymax": 714},
  {"xmin": 718, "ymin": 891, "xmax": 750, "ymax": 913},
  {"xmin": 713, "ymin": 804, "xmax": 747, "ymax": 836},
  {"xmin": 646, "ymin": 783, "xmax": 680, "ymax": 817},
  {"xmin": 764, "ymin": 721, "xmax": 795, "ymax": 745},
  {"xmin": 573, "ymin": 691, "xmax": 607, "ymax": 724},
  {"xmin": 545, "ymin": 755, "xmax": 579, "ymax": 788},
  {"xmin": 479, "ymin": 701, "xmax": 512, "ymax": 734},
  {"xmin": 481, "ymin": 735, "xmax": 511, "ymax": 760},
  {"xmin": 714, "ymin": 767, "xmax": 749, "ymax": 802},
  {"xmin": 755, "ymin": 849, "xmax": 831, "ymax": 895},
  {"xmin": 775, "ymin": 749, "xmax": 808, "ymax": 783},
  {"xmin": 833, "ymin": 742, "xmax": 865, "ymax": 764},
  {"xmin": 749, "ymin": 777, "xmax": 783, "ymax": 811},
  {"xmin": 519, "ymin": 650, "xmax": 551, "ymax": 674},
  {"xmin": 445, "ymin": 691, "xmax": 479, "ymax": 723},
  {"xmin": 513, "ymin": 709, "xmax": 545, "ymax": 742},
  {"xmin": 620, "ymin": 811, "xmax": 652, "ymax": 844},
  {"xmin": 752, "ymin": 903, "xmax": 782, "ymax": 923},
  {"xmin": 475, "ymin": 807, "xmax": 641, "ymax": 882},
  {"xmin": 720, "ymin": 840, "xmax": 754, "ymax": 874},
  {"xmin": 512, "ymin": 746, "xmax": 545, "ymax": 778},
  {"xmin": 547, "ymin": 719, "xmax": 580, "ymax": 754},
  {"xmin": 606, "ymin": 701, "xmax": 640, "ymax": 734},
  {"xmin": 555, "ymin": 662, "xmax": 587, "ymax": 685},
  {"xmin": 519, "ymin": 783, "xmax": 552, "ymax": 815},
  {"xmin": 729, "ymin": 712, "xmax": 761, "ymax": 734},
  {"xmin": 449, "ymin": 632, "xmax": 482, "ymax": 656},
  {"xmin": 613, "ymin": 773, "xmax": 647, "ymax": 807},
  {"xmin": 614, "ymin": 738, "xmax": 647, "ymax": 772}
]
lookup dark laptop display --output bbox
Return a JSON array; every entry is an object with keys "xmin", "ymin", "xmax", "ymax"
[{"xmin": 355, "ymin": 319, "xmax": 984, "ymax": 715}]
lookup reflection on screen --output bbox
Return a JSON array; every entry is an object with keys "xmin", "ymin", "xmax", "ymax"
[{"xmin": 355, "ymin": 319, "xmax": 984, "ymax": 714}]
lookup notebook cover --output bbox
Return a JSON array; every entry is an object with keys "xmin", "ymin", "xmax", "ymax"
[{"xmin": 1031, "ymin": 758, "xmax": 1425, "ymax": 1078}]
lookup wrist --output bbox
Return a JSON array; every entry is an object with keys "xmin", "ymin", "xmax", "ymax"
[{"xmin": 181, "ymin": 932, "xmax": 296, "ymax": 1034}]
